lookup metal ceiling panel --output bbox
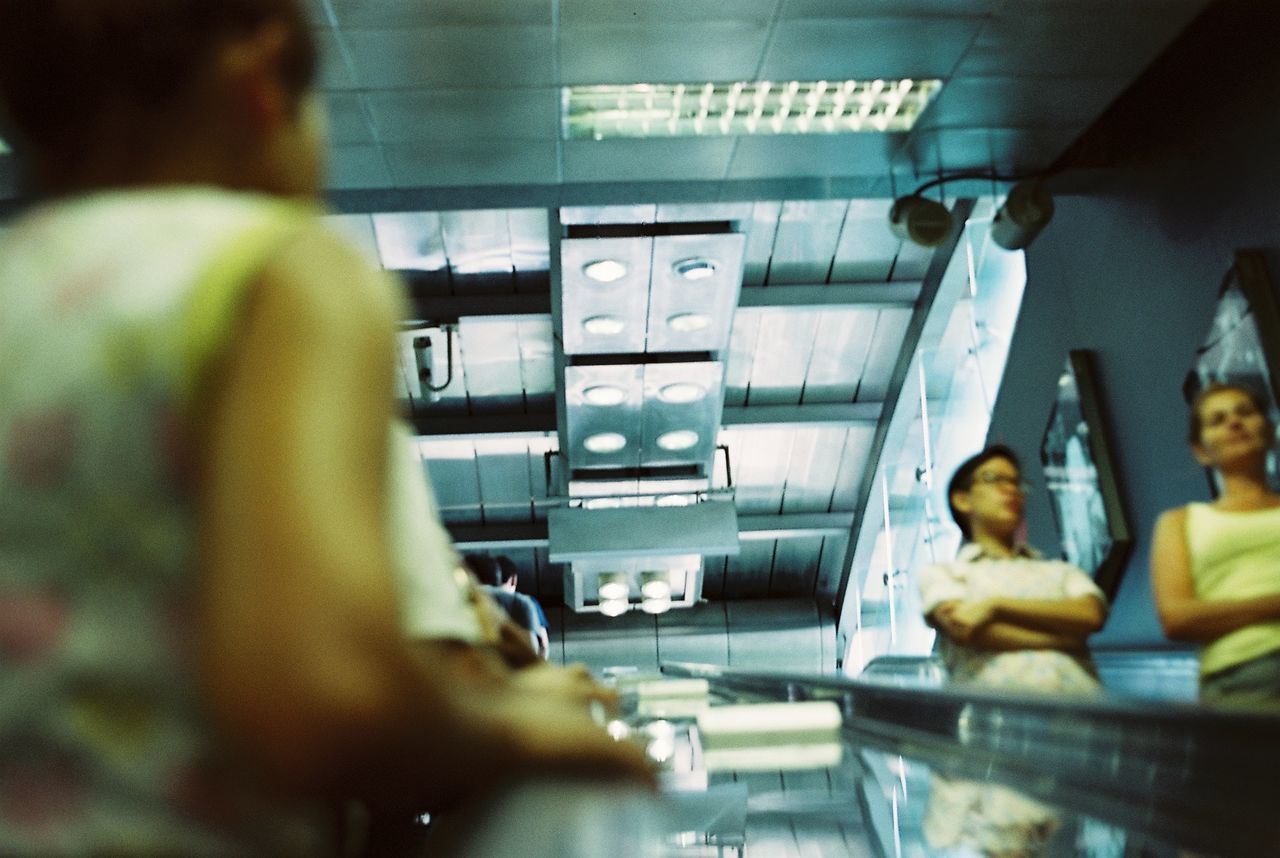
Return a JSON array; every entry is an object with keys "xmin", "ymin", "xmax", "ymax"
[
  {"xmin": 802, "ymin": 309, "xmax": 881, "ymax": 402},
  {"xmin": 779, "ymin": 427, "xmax": 847, "ymax": 515},
  {"xmin": 558, "ymin": 22, "xmax": 771, "ymax": 85},
  {"xmin": 855, "ymin": 308, "xmax": 912, "ymax": 401},
  {"xmin": 323, "ymin": 92, "xmax": 376, "ymax": 146},
  {"xmin": 724, "ymin": 428, "xmax": 796, "ymax": 514},
  {"xmin": 515, "ymin": 317, "xmax": 555, "ymax": 404},
  {"xmin": 326, "ymin": 0, "xmax": 552, "ymax": 29},
  {"xmin": 646, "ymin": 233, "xmax": 746, "ymax": 353},
  {"xmin": 440, "ymin": 210, "xmax": 514, "ymax": 278},
  {"xmin": 342, "ymin": 27, "xmax": 555, "ymax": 89},
  {"xmin": 723, "ymin": 540, "xmax": 777, "ymax": 599},
  {"xmin": 549, "ymin": 504, "xmax": 738, "ymax": 561},
  {"xmin": 655, "ymin": 602, "xmax": 729, "ymax": 667},
  {"xmin": 723, "ymin": 312, "xmax": 762, "ymax": 407},
  {"xmin": 829, "ymin": 425, "xmax": 877, "ymax": 510},
  {"xmin": 560, "ymin": 609, "xmax": 659, "ymax": 674},
  {"xmin": 457, "ymin": 317, "xmax": 526, "ymax": 408},
  {"xmin": 781, "ymin": 0, "xmax": 999, "ymax": 16},
  {"xmin": 771, "ymin": 535, "xmax": 825, "ymax": 595},
  {"xmin": 741, "ymin": 309, "xmax": 820, "ymax": 407},
  {"xmin": 313, "ymin": 28, "xmax": 357, "ymax": 90},
  {"xmin": 372, "ymin": 212, "xmax": 446, "ymax": 271},
  {"xmin": 419, "ymin": 441, "xmax": 481, "ymax": 519},
  {"xmin": 919, "ymin": 75, "xmax": 1127, "ymax": 131},
  {"xmin": 829, "ymin": 199, "xmax": 902, "ymax": 283},
  {"xmin": 639, "ymin": 362, "xmax": 725, "ymax": 470},
  {"xmin": 656, "ymin": 203, "xmax": 755, "ymax": 223},
  {"xmin": 814, "ymin": 536, "xmax": 848, "ymax": 598},
  {"xmin": 760, "ymin": 17, "xmax": 983, "ymax": 81},
  {"xmin": 326, "ymin": 144, "xmax": 393, "ymax": 189},
  {"xmin": 725, "ymin": 601, "xmax": 826, "ymax": 672},
  {"xmin": 560, "ymin": 237, "xmax": 653, "ymax": 355},
  {"xmin": 507, "ymin": 209, "xmax": 551, "ymax": 290},
  {"xmin": 741, "ymin": 202, "xmax": 782, "ymax": 286},
  {"xmin": 725, "ymin": 134, "xmax": 899, "ymax": 182},
  {"xmin": 561, "ymin": 0, "xmax": 777, "ymax": 25},
  {"xmin": 766, "ymin": 200, "xmax": 848, "ymax": 284},
  {"xmin": 560, "ymin": 205, "xmax": 658, "ymax": 226},
  {"xmin": 474, "ymin": 437, "xmax": 536, "ymax": 524}
]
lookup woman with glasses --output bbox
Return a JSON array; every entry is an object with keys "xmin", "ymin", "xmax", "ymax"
[
  {"xmin": 1150, "ymin": 383, "xmax": 1280, "ymax": 707},
  {"xmin": 918, "ymin": 445, "xmax": 1109, "ymax": 854}
]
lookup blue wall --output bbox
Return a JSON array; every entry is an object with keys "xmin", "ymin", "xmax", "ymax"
[{"xmin": 987, "ymin": 6, "xmax": 1280, "ymax": 648}]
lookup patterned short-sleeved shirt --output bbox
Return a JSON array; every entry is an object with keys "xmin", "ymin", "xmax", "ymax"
[
  {"xmin": 918, "ymin": 543, "xmax": 1108, "ymax": 693},
  {"xmin": 0, "ymin": 189, "xmax": 339, "ymax": 854}
]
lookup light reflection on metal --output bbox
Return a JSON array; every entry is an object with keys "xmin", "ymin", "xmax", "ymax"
[
  {"xmin": 582, "ymin": 315, "xmax": 626, "ymax": 336},
  {"xmin": 584, "ymin": 432, "xmax": 627, "ymax": 454},
  {"xmin": 583, "ymin": 259, "xmax": 628, "ymax": 283}
]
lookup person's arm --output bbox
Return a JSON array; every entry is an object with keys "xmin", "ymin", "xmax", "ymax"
[
  {"xmin": 535, "ymin": 626, "xmax": 551, "ymax": 660},
  {"xmin": 967, "ymin": 621, "xmax": 1083, "ymax": 652},
  {"xmin": 1151, "ymin": 507, "xmax": 1280, "ymax": 642},
  {"xmin": 195, "ymin": 226, "xmax": 649, "ymax": 808},
  {"xmin": 932, "ymin": 599, "xmax": 1097, "ymax": 649},
  {"xmin": 987, "ymin": 595, "xmax": 1106, "ymax": 637}
]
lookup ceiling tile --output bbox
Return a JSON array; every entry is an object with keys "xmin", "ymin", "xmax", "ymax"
[
  {"xmin": 561, "ymin": 0, "xmax": 777, "ymax": 25},
  {"xmin": 725, "ymin": 134, "xmax": 899, "ymax": 180},
  {"xmin": 903, "ymin": 125, "xmax": 1080, "ymax": 175},
  {"xmin": 760, "ymin": 18, "xmax": 983, "ymax": 81},
  {"xmin": 323, "ymin": 92, "xmax": 376, "ymax": 145},
  {"xmin": 918, "ymin": 75, "xmax": 1128, "ymax": 130},
  {"xmin": 782, "ymin": 0, "xmax": 999, "ymax": 17},
  {"xmin": 314, "ymin": 28, "xmax": 358, "ymax": 90},
  {"xmin": 383, "ymin": 140, "xmax": 560, "ymax": 187},
  {"xmin": 954, "ymin": 6, "xmax": 1204, "ymax": 77},
  {"xmin": 344, "ymin": 27, "xmax": 555, "ymax": 88},
  {"xmin": 327, "ymin": 144, "xmax": 394, "ymax": 189},
  {"xmin": 560, "ymin": 22, "xmax": 771, "ymax": 85},
  {"xmin": 328, "ymin": 0, "xmax": 551, "ymax": 28},
  {"xmin": 364, "ymin": 89, "xmax": 561, "ymax": 142},
  {"xmin": 562, "ymin": 139, "xmax": 736, "ymax": 183}
]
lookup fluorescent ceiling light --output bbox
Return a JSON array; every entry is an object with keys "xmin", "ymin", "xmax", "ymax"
[
  {"xmin": 656, "ymin": 430, "xmax": 699, "ymax": 451},
  {"xmin": 584, "ymin": 432, "xmax": 628, "ymax": 454},
  {"xmin": 641, "ymin": 595, "xmax": 673, "ymax": 615},
  {"xmin": 667, "ymin": 312, "xmax": 710, "ymax": 333},
  {"xmin": 658, "ymin": 382, "xmax": 707, "ymax": 404},
  {"xmin": 583, "ymin": 259, "xmax": 628, "ymax": 283},
  {"xmin": 674, "ymin": 258, "xmax": 718, "ymax": 281},
  {"xmin": 583, "ymin": 384, "xmax": 628, "ymax": 406},
  {"xmin": 563, "ymin": 78, "xmax": 942, "ymax": 140},
  {"xmin": 583, "ymin": 315, "xmax": 626, "ymax": 335}
]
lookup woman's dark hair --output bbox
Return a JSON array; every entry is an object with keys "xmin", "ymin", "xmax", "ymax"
[
  {"xmin": 1188, "ymin": 382, "xmax": 1275, "ymax": 445},
  {"xmin": 0, "ymin": 0, "xmax": 316, "ymax": 166},
  {"xmin": 946, "ymin": 444, "xmax": 1021, "ymax": 540}
]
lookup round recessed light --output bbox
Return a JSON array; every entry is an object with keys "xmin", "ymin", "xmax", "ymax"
[
  {"xmin": 583, "ymin": 497, "xmax": 623, "ymax": 510},
  {"xmin": 656, "ymin": 430, "xmax": 699, "ymax": 451},
  {"xmin": 654, "ymin": 494, "xmax": 692, "ymax": 508},
  {"xmin": 597, "ymin": 572, "xmax": 630, "ymax": 601},
  {"xmin": 582, "ymin": 384, "xmax": 628, "ymax": 406},
  {"xmin": 641, "ymin": 595, "xmax": 672, "ymax": 615},
  {"xmin": 658, "ymin": 382, "xmax": 707, "ymax": 404},
  {"xmin": 582, "ymin": 315, "xmax": 626, "ymax": 336},
  {"xmin": 667, "ymin": 312, "xmax": 710, "ymax": 333},
  {"xmin": 584, "ymin": 432, "xmax": 628, "ymax": 454},
  {"xmin": 583, "ymin": 259, "xmax": 628, "ymax": 283},
  {"xmin": 673, "ymin": 257, "xmax": 718, "ymax": 281},
  {"xmin": 599, "ymin": 596, "xmax": 630, "ymax": 617},
  {"xmin": 640, "ymin": 572, "xmax": 672, "ymax": 600}
]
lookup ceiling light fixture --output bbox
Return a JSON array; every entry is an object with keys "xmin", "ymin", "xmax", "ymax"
[
  {"xmin": 656, "ymin": 430, "xmax": 699, "ymax": 451},
  {"xmin": 640, "ymin": 571, "xmax": 672, "ymax": 600},
  {"xmin": 990, "ymin": 181, "xmax": 1055, "ymax": 250},
  {"xmin": 658, "ymin": 382, "xmax": 707, "ymax": 404},
  {"xmin": 563, "ymin": 78, "xmax": 942, "ymax": 140},
  {"xmin": 888, "ymin": 195, "xmax": 953, "ymax": 248},
  {"xmin": 582, "ymin": 384, "xmax": 629, "ymax": 406},
  {"xmin": 673, "ymin": 258, "xmax": 718, "ymax": 281},
  {"xmin": 583, "ymin": 259, "xmax": 628, "ymax": 283},
  {"xmin": 597, "ymin": 572, "xmax": 630, "ymax": 601},
  {"xmin": 600, "ymin": 597, "xmax": 631, "ymax": 617},
  {"xmin": 641, "ymin": 595, "xmax": 673, "ymax": 615},
  {"xmin": 584, "ymin": 432, "xmax": 628, "ymax": 454},
  {"xmin": 582, "ymin": 315, "xmax": 626, "ymax": 336},
  {"xmin": 667, "ymin": 312, "xmax": 710, "ymax": 333},
  {"xmin": 654, "ymin": 494, "xmax": 693, "ymax": 508}
]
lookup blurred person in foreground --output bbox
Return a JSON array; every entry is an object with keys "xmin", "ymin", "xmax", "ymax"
[
  {"xmin": 0, "ymin": 1, "xmax": 649, "ymax": 854},
  {"xmin": 1151, "ymin": 382, "xmax": 1280, "ymax": 708},
  {"xmin": 918, "ymin": 445, "xmax": 1109, "ymax": 856}
]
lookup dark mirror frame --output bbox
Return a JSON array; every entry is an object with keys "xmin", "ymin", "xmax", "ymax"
[
  {"xmin": 1040, "ymin": 349, "xmax": 1133, "ymax": 602},
  {"xmin": 1182, "ymin": 250, "xmax": 1280, "ymax": 495}
]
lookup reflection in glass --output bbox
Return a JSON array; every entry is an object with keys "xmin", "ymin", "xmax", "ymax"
[{"xmin": 1041, "ymin": 362, "xmax": 1111, "ymax": 577}]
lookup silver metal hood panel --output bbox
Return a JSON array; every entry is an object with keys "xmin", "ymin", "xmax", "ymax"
[
  {"xmin": 560, "ymin": 236, "xmax": 653, "ymax": 355},
  {"xmin": 647, "ymin": 233, "xmax": 746, "ymax": 353},
  {"xmin": 548, "ymin": 500, "xmax": 740, "ymax": 561}
]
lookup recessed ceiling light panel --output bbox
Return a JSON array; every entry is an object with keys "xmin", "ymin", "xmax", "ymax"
[
  {"xmin": 563, "ymin": 79, "xmax": 943, "ymax": 141},
  {"xmin": 583, "ymin": 259, "xmax": 629, "ymax": 283},
  {"xmin": 583, "ymin": 384, "xmax": 629, "ymax": 406},
  {"xmin": 658, "ymin": 382, "xmax": 707, "ymax": 404},
  {"xmin": 582, "ymin": 315, "xmax": 626, "ymax": 336},
  {"xmin": 667, "ymin": 312, "xmax": 710, "ymax": 333},
  {"xmin": 584, "ymin": 432, "xmax": 628, "ymax": 454},
  {"xmin": 673, "ymin": 258, "xmax": 718, "ymax": 281},
  {"xmin": 656, "ymin": 430, "xmax": 699, "ymax": 451}
]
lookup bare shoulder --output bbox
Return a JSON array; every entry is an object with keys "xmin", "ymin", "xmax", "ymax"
[
  {"xmin": 1154, "ymin": 506, "xmax": 1190, "ymax": 535},
  {"xmin": 254, "ymin": 220, "xmax": 402, "ymax": 333}
]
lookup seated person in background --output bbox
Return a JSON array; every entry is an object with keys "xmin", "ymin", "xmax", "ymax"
[
  {"xmin": 920, "ymin": 444, "xmax": 1108, "ymax": 693},
  {"xmin": 463, "ymin": 554, "xmax": 543, "ymax": 660},
  {"xmin": 1151, "ymin": 382, "xmax": 1280, "ymax": 708},
  {"xmin": 0, "ymin": 2, "xmax": 647, "ymax": 853},
  {"xmin": 918, "ymin": 446, "xmax": 1109, "ymax": 855}
]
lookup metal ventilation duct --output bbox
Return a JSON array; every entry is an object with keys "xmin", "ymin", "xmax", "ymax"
[{"xmin": 548, "ymin": 501, "xmax": 739, "ymax": 562}]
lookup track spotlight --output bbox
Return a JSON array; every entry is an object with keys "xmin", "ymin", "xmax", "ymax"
[
  {"xmin": 888, "ymin": 195, "xmax": 954, "ymax": 248},
  {"xmin": 991, "ymin": 180, "xmax": 1054, "ymax": 250}
]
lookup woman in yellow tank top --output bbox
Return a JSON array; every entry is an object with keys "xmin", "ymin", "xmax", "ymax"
[{"xmin": 1151, "ymin": 383, "xmax": 1280, "ymax": 706}]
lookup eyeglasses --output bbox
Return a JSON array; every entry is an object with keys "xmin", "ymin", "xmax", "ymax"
[{"xmin": 972, "ymin": 472, "xmax": 1032, "ymax": 493}]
